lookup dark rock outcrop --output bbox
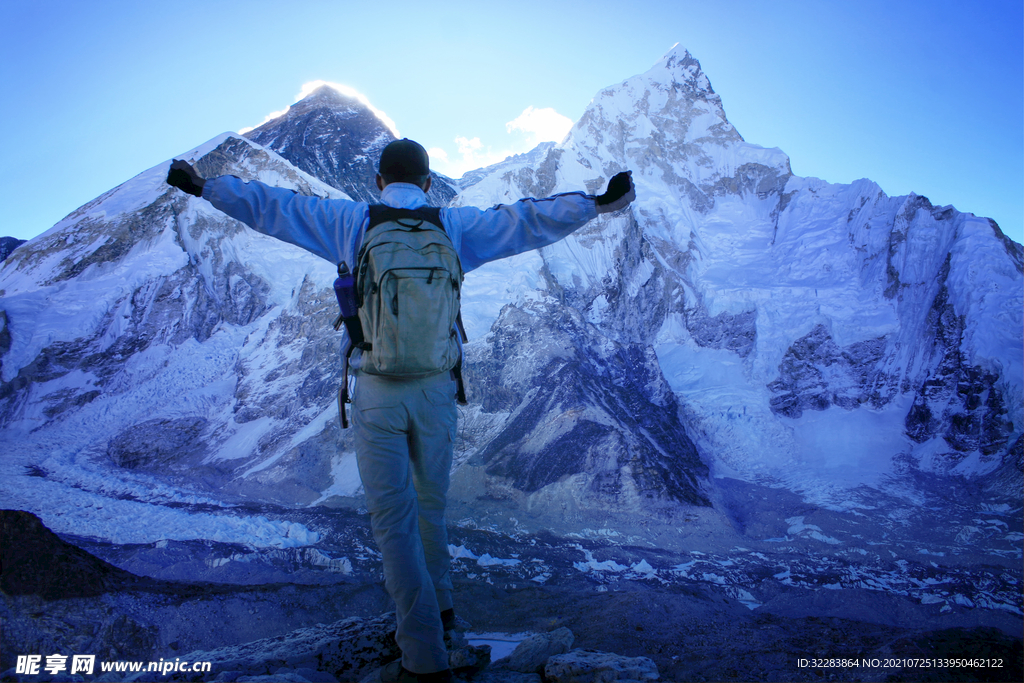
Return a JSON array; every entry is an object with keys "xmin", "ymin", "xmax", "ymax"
[
  {"xmin": 1, "ymin": 510, "xmax": 147, "ymax": 600},
  {"xmin": 1, "ymin": 236, "xmax": 25, "ymax": 261},
  {"xmin": 768, "ymin": 324, "xmax": 888, "ymax": 418},
  {"xmin": 904, "ymin": 282, "xmax": 1015, "ymax": 466}
]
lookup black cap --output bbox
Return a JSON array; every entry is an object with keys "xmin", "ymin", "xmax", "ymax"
[{"xmin": 378, "ymin": 138, "xmax": 429, "ymax": 179}]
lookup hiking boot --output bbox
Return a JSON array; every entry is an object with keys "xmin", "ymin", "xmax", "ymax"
[{"xmin": 377, "ymin": 659, "xmax": 452, "ymax": 683}]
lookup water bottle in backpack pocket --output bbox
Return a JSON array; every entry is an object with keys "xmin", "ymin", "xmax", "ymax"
[{"xmin": 332, "ymin": 262, "xmax": 364, "ymax": 346}]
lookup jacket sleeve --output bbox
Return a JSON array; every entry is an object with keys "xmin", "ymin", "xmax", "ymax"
[
  {"xmin": 202, "ymin": 176, "xmax": 366, "ymax": 267},
  {"xmin": 443, "ymin": 192, "xmax": 599, "ymax": 272}
]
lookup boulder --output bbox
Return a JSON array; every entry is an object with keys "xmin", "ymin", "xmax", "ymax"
[
  {"xmin": 544, "ymin": 649, "xmax": 659, "ymax": 683},
  {"xmin": 137, "ymin": 613, "xmax": 400, "ymax": 682},
  {"xmin": 449, "ymin": 642, "xmax": 491, "ymax": 677},
  {"xmin": 496, "ymin": 627, "xmax": 575, "ymax": 674}
]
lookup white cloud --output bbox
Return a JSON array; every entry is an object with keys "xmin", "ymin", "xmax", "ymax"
[
  {"xmin": 456, "ymin": 136, "xmax": 484, "ymax": 156},
  {"xmin": 450, "ymin": 137, "xmax": 512, "ymax": 178},
  {"xmin": 427, "ymin": 147, "xmax": 449, "ymax": 164},
  {"xmin": 239, "ymin": 80, "xmax": 400, "ymax": 137},
  {"xmin": 505, "ymin": 106, "xmax": 574, "ymax": 145},
  {"xmin": 429, "ymin": 107, "xmax": 575, "ymax": 179},
  {"xmin": 428, "ymin": 136, "xmax": 510, "ymax": 179}
]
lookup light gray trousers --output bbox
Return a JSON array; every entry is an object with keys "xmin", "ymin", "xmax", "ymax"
[{"xmin": 352, "ymin": 371, "xmax": 456, "ymax": 675}]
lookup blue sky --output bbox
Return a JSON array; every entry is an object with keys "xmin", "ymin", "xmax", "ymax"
[{"xmin": 1, "ymin": 0, "xmax": 1021, "ymax": 243}]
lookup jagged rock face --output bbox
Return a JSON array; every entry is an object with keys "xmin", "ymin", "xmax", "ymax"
[
  {"xmin": 768, "ymin": 324, "xmax": 888, "ymax": 418},
  {"xmin": 0, "ymin": 188, "xmax": 215, "ymax": 426},
  {"xmin": 463, "ymin": 296, "xmax": 709, "ymax": 511},
  {"xmin": 834, "ymin": 194, "xmax": 1020, "ymax": 476},
  {"xmin": 448, "ymin": 46, "xmax": 799, "ymax": 515},
  {"xmin": 522, "ymin": 46, "xmax": 792, "ymax": 366},
  {"xmin": 244, "ymin": 85, "xmax": 458, "ymax": 207},
  {"xmin": 903, "ymin": 279, "xmax": 1016, "ymax": 467},
  {"xmin": 450, "ymin": 48, "xmax": 795, "ymax": 519},
  {"xmin": 107, "ymin": 417, "xmax": 209, "ymax": 470},
  {"xmin": 0, "ymin": 312, "xmax": 10, "ymax": 382},
  {"xmin": 460, "ymin": 44, "xmax": 1022, "ymax": 503},
  {"xmin": 565, "ymin": 47, "xmax": 789, "ymax": 211},
  {"xmin": 456, "ymin": 142, "xmax": 558, "ymax": 199}
]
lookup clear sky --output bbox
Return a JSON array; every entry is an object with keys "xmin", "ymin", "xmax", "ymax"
[{"xmin": 2, "ymin": 0, "xmax": 1021, "ymax": 244}]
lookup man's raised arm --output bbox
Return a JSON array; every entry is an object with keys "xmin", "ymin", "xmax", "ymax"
[
  {"xmin": 448, "ymin": 171, "xmax": 635, "ymax": 272},
  {"xmin": 166, "ymin": 159, "xmax": 366, "ymax": 267}
]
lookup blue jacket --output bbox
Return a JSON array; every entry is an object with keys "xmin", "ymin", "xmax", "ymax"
[{"xmin": 202, "ymin": 177, "xmax": 599, "ymax": 272}]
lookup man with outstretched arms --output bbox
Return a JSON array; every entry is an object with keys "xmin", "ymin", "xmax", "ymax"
[{"xmin": 167, "ymin": 139, "xmax": 635, "ymax": 683}]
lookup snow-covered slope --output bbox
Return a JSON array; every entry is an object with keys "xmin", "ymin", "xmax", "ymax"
[{"xmin": 0, "ymin": 133, "xmax": 359, "ymax": 542}]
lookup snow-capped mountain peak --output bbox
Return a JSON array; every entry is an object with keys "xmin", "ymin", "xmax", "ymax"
[
  {"xmin": 562, "ymin": 45, "xmax": 788, "ymax": 211},
  {"xmin": 289, "ymin": 84, "xmax": 390, "ymax": 128},
  {"xmin": 243, "ymin": 83, "xmax": 457, "ymax": 206},
  {"xmin": 644, "ymin": 42, "xmax": 727, "ymax": 115},
  {"xmin": 456, "ymin": 44, "xmax": 1020, "ymax": 516}
]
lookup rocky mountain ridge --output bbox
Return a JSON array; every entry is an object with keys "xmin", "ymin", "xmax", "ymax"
[
  {"xmin": 0, "ymin": 44, "xmax": 1020, "ymax": 544},
  {"xmin": 450, "ymin": 45, "xmax": 1022, "ymax": 523}
]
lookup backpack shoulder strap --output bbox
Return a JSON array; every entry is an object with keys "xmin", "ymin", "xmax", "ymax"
[{"xmin": 367, "ymin": 204, "xmax": 444, "ymax": 233}]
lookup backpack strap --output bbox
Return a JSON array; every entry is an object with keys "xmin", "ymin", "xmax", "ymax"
[
  {"xmin": 367, "ymin": 204, "xmax": 444, "ymax": 232},
  {"xmin": 339, "ymin": 342, "xmax": 353, "ymax": 429},
  {"xmin": 452, "ymin": 357, "xmax": 468, "ymax": 405}
]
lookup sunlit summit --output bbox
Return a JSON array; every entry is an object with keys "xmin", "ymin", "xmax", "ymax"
[{"xmin": 240, "ymin": 80, "xmax": 400, "ymax": 138}]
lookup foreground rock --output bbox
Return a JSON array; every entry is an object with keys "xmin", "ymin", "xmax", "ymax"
[
  {"xmin": 545, "ymin": 650, "xmax": 658, "ymax": 683},
  {"xmin": 492, "ymin": 627, "xmax": 574, "ymax": 675},
  {"xmin": 446, "ymin": 633, "xmax": 493, "ymax": 679},
  {"xmin": 1, "ymin": 510, "xmax": 150, "ymax": 600},
  {"xmin": 93, "ymin": 617, "xmax": 644, "ymax": 683},
  {"xmin": 122, "ymin": 614, "xmax": 398, "ymax": 682},
  {"xmin": 3, "ymin": 511, "xmax": 1019, "ymax": 682},
  {"xmin": 482, "ymin": 628, "xmax": 655, "ymax": 683}
]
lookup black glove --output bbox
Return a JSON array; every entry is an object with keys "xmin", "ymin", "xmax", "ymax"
[
  {"xmin": 167, "ymin": 159, "xmax": 206, "ymax": 197},
  {"xmin": 595, "ymin": 170, "xmax": 635, "ymax": 214}
]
